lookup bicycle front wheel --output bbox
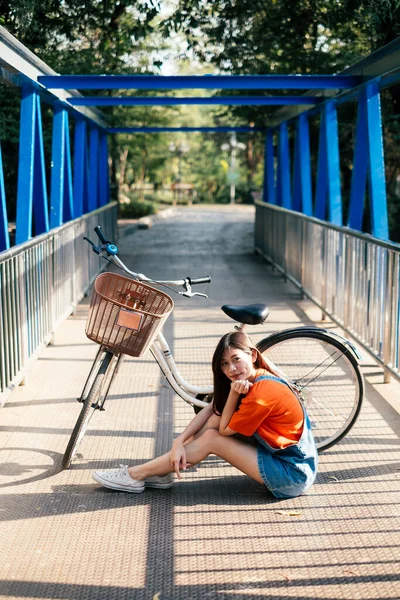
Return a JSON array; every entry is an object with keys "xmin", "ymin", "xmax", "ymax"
[
  {"xmin": 257, "ymin": 329, "xmax": 364, "ymax": 452},
  {"xmin": 62, "ymin": 349, "xmax": 117, "ymax": 469}
]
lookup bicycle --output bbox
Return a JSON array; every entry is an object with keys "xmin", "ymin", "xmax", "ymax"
[{"xmin": 62, "ymin": 226, "xmax": 364, "ymax": 469}]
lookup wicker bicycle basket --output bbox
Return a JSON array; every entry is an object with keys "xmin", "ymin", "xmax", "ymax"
[{"xmin": 85, "ymin": 272, "xmax": 174, "ymax": 357}]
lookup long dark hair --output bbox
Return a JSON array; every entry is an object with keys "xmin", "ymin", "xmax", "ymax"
[{"xmin": 212, "ymin": 331, "xmax": 276, "ymax": 415}]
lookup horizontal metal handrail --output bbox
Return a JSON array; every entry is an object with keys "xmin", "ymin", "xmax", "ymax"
[
  {"xmin": 0, "ymin": 203, "xmax": 117, "ymax": 405},
  {"xmin": 255, "ymin": 200, "xmax": 400, "ymax": 383}
]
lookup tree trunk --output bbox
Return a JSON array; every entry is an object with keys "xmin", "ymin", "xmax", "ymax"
[{"xmin": 118, "ymin": 147, "xmax": 129, "ymax": 190}]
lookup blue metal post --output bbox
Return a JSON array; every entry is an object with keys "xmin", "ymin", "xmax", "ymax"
[
  {"xmin": 292, "ymin": 122, "xmax": 301, "ymax": 212},
  {"xmin": 348, "ymin": 88, "xmax": 368, "ymax": 230},
  {"xmin": 63, "ymin": 110, "xmax": 74, "ymax": 222},
  {"xmin": 50, "ymin": 103, "xmax": 74, "ymax": 227},
  {"xmin": 0, "ymin": 144, "xmax": 9, "ymax": 251},
  {"xmin": 297, "ymin": 113, "xmax": 313, "ymax": 216},
  {"xmin": 15, "ymin": 86, "xmax": 49, "ymax": 244},
  {"xmin": 73, "ymin": 119, "xmax": 88, "ymax": 216},
  {"xmin": 278, "ymin": 122, "xmax": 291, "ymax": 208},
  {"xmin": 315, "ymin": 102, "xmax": 342, "ymax": 225},
  {"xmin": 365, "ymin": 82, "xmax": 389, "ymax": 239},
  {"xmin": 325, "ymin": 101, "xmax": 342, "ymax": 225},
  {"xmin": 88, "ymin": 127, "xmax": 99, "ymax": 211},
  {"xmin": 263, "ymin": 129, "xmax": 276, "ymax": 204},
  {"xmin": 98, "ymin": 132, "xmax": 109, "ymax": 207},
  {"xmin": 315, "ymin": 111, "xmax": 328, "ymax": 219}
]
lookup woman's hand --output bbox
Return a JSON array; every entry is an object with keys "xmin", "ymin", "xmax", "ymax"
[
  {"xmin": 169, "ymin": 441, "xmax": 188, "ymax": 479},
  {"xmin": 231, "ymin": 379, "xmax": 253, "ymax": 395}
]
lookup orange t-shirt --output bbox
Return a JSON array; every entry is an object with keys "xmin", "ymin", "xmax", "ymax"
[{"xmin": 228, "ymin": 369, "xmax": 304, "ymax": 449}]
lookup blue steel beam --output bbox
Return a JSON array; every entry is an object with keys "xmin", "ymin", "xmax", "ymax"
[
  {"xmin": 98, "ymin": 132, "xmax": 109, "ymax": 207},
  {"xmin": 292, "ymin": 122, "xmax": 301, "ymax": 212},
  {"xmin": 263, "ymin": 130, "xmax": 276, "ymax": 204},
  {"xmin": 0, "ymin": 144, "xmax": 9, "ymax": 251},
  {"xmin": 324, "ymin": 101, "xmax": 342, "ymax": 225},
  {"xmin": 348, "ymin": 83, "xmax": 389, "ymax": 239},
  {"xmin": 315, "ymin": 110, "xmax": 328, "ymax": 220},
  {"xmin": 278, "ymin": 122, "xmax": 291, "ymax": 208},
  {"xmin": 68, "ymin": 95, "xmax": 324, "ymax": 106},
  {"xmin": 15, "ymin": 86, "xmax": 49, "ymax": 244},
  {"xmin": 365, "ymin": 82, "xmax": 389, "ymax": 240},
  {"xmin": 297, "ymin": 113, "xmax": 313, "ymax": 216},
  {"xmin": 73, "ymin": 119, "xmax": 89, "ymax": 217},
  {"xmin": 38, "ymin": 74, "xmax": 364, "ymax": 90},
  {"xmin": 88, "ymin": 127, "xmax": 99, "ymax": 211},
  {"xmin": 50, "ymin": 103, "xmax": 74, "ymax": 227},
  {"xmin": 108, "ymin": 126, "xmax": 265, "ymax": 133},
  {"xmin": 348, "ymin": 88, "xmax": 368, "ymax": 231},
  {"xmin": 314, "ymin": 102, "xmax": 342, "ymax": 225}
]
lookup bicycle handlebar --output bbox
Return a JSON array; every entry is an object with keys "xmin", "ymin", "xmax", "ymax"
[
  {"xmin": 85, "ymin": 226, "xmax": 212, "ymax": 295},
  {"xmin": 94, "ymin": 226, "xmax": 108, "ymax": 244},
  {"xmin": 187, "ymin": 276, "xmax": 211, "ymax": 286}
]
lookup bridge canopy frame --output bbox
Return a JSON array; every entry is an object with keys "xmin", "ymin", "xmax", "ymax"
[{"xmin": 1, "ymin": 27, "xmax": 400, "ymax": 251}]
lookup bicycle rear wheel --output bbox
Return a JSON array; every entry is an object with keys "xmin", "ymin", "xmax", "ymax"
[
  {"xmin": 257, "ymin": 329, "xmax": 364, "ymax": 452},
  {"xmin": 62, "ymin": 349, "xmax": 119, "ymax": 469}
]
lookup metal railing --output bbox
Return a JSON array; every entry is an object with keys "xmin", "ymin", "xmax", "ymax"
[
  {"xmin": 0, "ymin": 203, "xmax": 117, "ymax": 405},
  {"xmin": 255, "ymin": 200, "xmax": 400, "ymax": 382}
]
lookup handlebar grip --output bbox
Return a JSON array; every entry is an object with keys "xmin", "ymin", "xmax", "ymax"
[
  {"xmin": 94, "ymin": 226, "xmax": 108, "ymax": 244},
  {"xmin": 188, "ymin": 276, "xmax": 211, "ymax": 285}
]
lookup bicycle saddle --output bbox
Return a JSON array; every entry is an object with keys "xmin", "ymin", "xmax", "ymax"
[{"xmin": 221, "ymin": 304, "xmax": 270, "ymax": 325}]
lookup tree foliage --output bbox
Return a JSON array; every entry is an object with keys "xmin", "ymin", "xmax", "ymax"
[
  {"xmin": 163, "ymin": 0, "xmax": 400, "ymax": 239},
  {"xmin": 1, "ymin": 1, "xmax": 400, "ymax": 237}
]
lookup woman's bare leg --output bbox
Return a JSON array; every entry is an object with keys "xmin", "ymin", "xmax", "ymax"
[
  {"xmin": 129, "ymin": 428, "xmax": 263, "ymax": 485},
  {"xmin": 190, "ymin": 413, "xmax": 221, "ymax": 440},
  {"xmin": 127, "ymin": 414, "xmax": 221, "ymax": 480}
]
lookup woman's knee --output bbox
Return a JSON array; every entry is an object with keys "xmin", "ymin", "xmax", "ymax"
[
  {"xmin": 197, "ymin": 427, "xmax": 221, "ymax": 449},
  {"xmin": 193, "ymin": 413, "xmax": 221, "ymax": 439},
  {"xmin": 205, "ymin": 413, "xmax": 221, "ymax": 430}
]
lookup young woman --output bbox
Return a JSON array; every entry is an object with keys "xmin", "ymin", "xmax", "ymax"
[{"xmin": 92, "ymin": 331, "xmax": 318, "ymax": 498}]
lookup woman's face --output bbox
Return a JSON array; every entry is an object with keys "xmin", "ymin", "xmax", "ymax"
[{"xmin": 220, "ymin": 346, "xmax": 257, "ymax": 383}]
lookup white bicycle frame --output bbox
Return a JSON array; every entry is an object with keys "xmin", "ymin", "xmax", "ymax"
[
  {"xmin": 102, "ymin": 251, "xmax": 214, "ymax": 408},
  {"xmin": 97, "ymin": 245, "xmax": 289, "ymax": 409},
  {"xmin": 150, "ymin": 332, "xmax": 213, "ymax": 408}
]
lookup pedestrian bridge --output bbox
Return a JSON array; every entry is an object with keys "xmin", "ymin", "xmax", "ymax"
[
  {"xmin": 0, "ymin": 205, "xmax": 399, "ymax": 599},
  {"xmin": 1, "ymin": 26, "xmax": 400, "ymax": 406}
]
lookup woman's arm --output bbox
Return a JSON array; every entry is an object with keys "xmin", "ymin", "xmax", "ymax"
[
  {"xmin": 219, "ymin": 380, "xmax": 253, "ymax": 436},
  {"xmin": 173, "ymin": 401, "xmax": 214, "ymax": 446}
]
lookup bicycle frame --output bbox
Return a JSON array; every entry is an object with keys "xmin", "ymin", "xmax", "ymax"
[{"xmin": 149, "ymin": 332, "xmax": 213, "ymax": 408}]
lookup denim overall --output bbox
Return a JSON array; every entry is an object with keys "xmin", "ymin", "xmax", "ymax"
[{"xmin": 253, "ymin": 375, "xmax": 318, "ymax": 499}]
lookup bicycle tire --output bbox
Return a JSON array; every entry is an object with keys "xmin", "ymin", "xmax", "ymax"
[
  {"xmin": 62, "ymin": 350, "xmax": 114, "ymax": 469},
  {"xmin": 257, "ymin": 328, "xmax": 364, "ymax": 452}
]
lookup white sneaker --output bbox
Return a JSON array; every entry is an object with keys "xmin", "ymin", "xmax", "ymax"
[
  {"xmin": 145, "ymin": 473, "xmax": 173, "ymax": 489},
  {"xmin": 92, "ymin": 465, "xmax": 145, "ymax": 493}
]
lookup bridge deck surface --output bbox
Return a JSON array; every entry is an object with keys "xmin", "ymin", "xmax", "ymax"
[{"xmin": 0, "ymin": 205, "xmax": 399, "ymax": 599}]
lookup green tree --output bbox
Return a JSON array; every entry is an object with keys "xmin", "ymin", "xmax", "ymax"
[
  {"xmin": 164, "ymin": 0, "xmax": 400, "ymax": 238},
  {"xmin": 0, "ymin": 0, "xmax": 163, "ymax": 219}
]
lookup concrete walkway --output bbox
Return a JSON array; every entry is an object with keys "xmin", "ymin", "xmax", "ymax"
[{"xmin": 0, "ymin": 205, "xmax": 399, "ymax": 600}]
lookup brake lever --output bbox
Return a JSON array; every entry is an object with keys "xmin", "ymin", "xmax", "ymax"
[
  {"xmin": 83, "ymin": 237, "xmax": 101, "ymax": 255},
  {"xmin": 180, "ymin": 292, "xmax": 208, "ymax": 299}
]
